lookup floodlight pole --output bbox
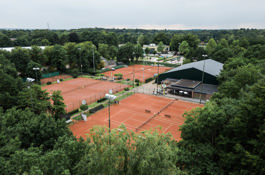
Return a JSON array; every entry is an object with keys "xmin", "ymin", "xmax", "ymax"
[
  {"xmin": 108, "ymin": 97, "xmax": 111, "ymax": 135},
  {"xmin": 78, "ymin": 48, "xmax": 82, "ymax": 75},
  {"xmin": 105, "ymin": 91, "xmax": 116, "ymax": 145},
  {"xmin": 33, "ymin": 67, "xmax": 39, "ymax": 83},
  {"xmin": 157, "ymin": 62, "xmax": 160, "ymax": 94},
  {"xmin": 142, "ymin": 67, "xmax": 144, "ymax": 84},
  {"xmin": 200, "ymin": 55, "xmax": 207, "ymax": 104},
  {"xmin": 26, "ymin": 78, "xmax": 35, "ymax": 108},
  {"xmin": 93, "ymin": 48, "xmax": 95, "ymax": 73},
  {"xmin": 133, "ymin": 66, "xmax": 135, "ymax": 88}
]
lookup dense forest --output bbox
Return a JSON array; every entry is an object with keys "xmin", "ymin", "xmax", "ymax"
[{"xmin": 0, "ymin": 28, "xmax": 264, "ymax": 174}]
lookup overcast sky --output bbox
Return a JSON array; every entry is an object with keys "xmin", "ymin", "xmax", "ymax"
[{"xmin": 1, "ymin": 0, "xmax": 264, "ymax": 30}]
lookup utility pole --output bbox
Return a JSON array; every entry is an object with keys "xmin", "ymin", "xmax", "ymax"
[
  {"xmin": 105, "ymin": 91, "xmax": 116, "ymax": 145},
  {"xmin": 200, "ymin": 55, "xmax": 207, "ymax": 104},
  {"xmin": 133, "ymin": 66, "xmax": 135, "ymax": 88},
  {"xmin": 33, "ymin": 67, "xmax": 40, "ymax": 83},
  {"xmin": 78, "ymin": 48, "xmax": 82, "ymax": 74},
  {"xmin": 142, "ymin": 57, "xmax": 145, "ymax": 83},
  {"xmin": 157, "ymin": 62, "xmax": 160, "ymax": 94}
]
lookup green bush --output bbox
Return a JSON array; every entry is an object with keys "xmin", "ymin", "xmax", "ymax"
[
  {"xmin": 80, "ymin": 104, "xmax": 88, "ymax": 111},
  {"xmin": 100, "ymin": 68, "xmax": 111, "ymax": 73},
  {"xmin": 126, "ymin": 78, "xmax": 130, "ymax": 81},
  {"xmin": 89, "ymin": 104, "xmax": 104, "ymax": 113},
  {"xmin": 124, "ymin": 87, "xmax": 129, "ymax": 91},
  {"xmin": 145, "ymin": 77, "xmax": 154, "ymax": 83},
  {"xmin": 60, "ymin": 79, "xmax": 63, "ymax": 81},
  {"xmin": 68, "ymin": 109, "xmax": 79, "ymax": 115},
  {"xmin": 97, "ymin": 98, "xmax": 107, "ymax": 103},
  {"xmin": 47, "ymin": 81, "xmax": 52, "ymax": 85},
  {"xmin": 135, "ymin": 79, "xmax": 140, "ymax": 83},
  {"xmin": 114, "ymin": 65, "xmax": 125, "ymax": 69},
  {"xmin": 96, "ymin": 73, "xmax": 104, "ymax": 77},
  {"xmin": 70, "ymin": 68, "xmax": 79, "ymax": 78}
]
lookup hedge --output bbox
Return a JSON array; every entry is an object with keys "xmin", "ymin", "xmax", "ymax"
[
  {"xmin": 145, "ymin": 77, "xmax": 154, "ymax": 83},
  {"xmin": 100, "ymin": 68, "xmax": 111, "ymax": 73},
  {"xmin": 80, "ymin": 104, "xmax": 88, "ymax": 111},
  {"xmin": 68, "ymin": 109, "xmax": 79, "ymax": 115},
  {"xmin": 114, "ymin": 65, "xmax": 126, "ymax": 69},
  {"xmin": 97, "ymin": 98, "xmax": 107, "ymax": 103},
  {"xmin": 89, "ymin": 104, "xmax": 104, "ymax": 113}
]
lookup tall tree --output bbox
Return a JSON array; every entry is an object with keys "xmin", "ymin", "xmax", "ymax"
[
  {"xmin": 179, "ymin": 41, "xmax": 190, "ymax": 56},
  {"xmin": 51, "ymin": 91, "xmax": 66, "ymax": 120},
  {"xmin": 153, "ymin": 32, "xmax": 170, "ymax": 45},
  {"xmin": 206, "ymin": 38, "xmax": 217, "ymax": 56},
  {"xmin": 157, "ymin": 41, "xmax": 165, "ymax": 53},
  {"xmin": 117, "ymin": 42, "xmax": 135, "ymax": 64},
  {"xmin": 10, "ymin": 47, "xmax": 30, "ymax": 77},
  {"xmin": 170, "ymin": 34, "xmax": 184, "ymax": 52}
]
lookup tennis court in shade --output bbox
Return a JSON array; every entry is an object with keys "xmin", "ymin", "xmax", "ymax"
[{"xmin": 70, "ymin": 93, "xmax": 203, "ymax": 141}]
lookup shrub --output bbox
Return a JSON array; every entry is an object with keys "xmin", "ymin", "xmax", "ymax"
[
  {"xmin": 60, "ymin": 79, "xmax": 63, "ymax": 81},
  {"xmin": 89, "ymin": 104, "xmax": 104, "ymax": 113},
  {"xmin": 126, "ymin": 78, "xmax": 130, "ymax": 81},
  {"xmin": 96, "ymin": 73, "xmax": 104, "ymax": 77},
  {"xmin": 97, "ymin": 98, "xmax": 107, "ymax": 103},
  {"xmin": 124, "ymin": 87, "xmax": 129, "ymax": 91},
  {"xmin": 114, "ymin": 65, "xmax": 125, "ymax": 69},
  {"xmin": 80, "ymin": 104, "xmax": 88, "ymax": 111},
  {"xmin": 100, "ymin": 68, "xmax": 111, "ymax": 73},
  {"xmin": 68, "ymin": 109, "xmax": 79, "ymax": 115},
  {"xmin": 70, "ymin": 68, "xmax": 79, "ymax": 78},
  {"xmin": 47, "ymin": 81, "xmax": 52, "ymax": 85},
  {"xmin": 145, "ymin": 77, "xmax": 154, "ymax": 83},
  {"xmin": 114, "ymin": 73, "xmax": 123, "ymax": 80},
  {"xmin": 135, "ymin": 79, "xmax": 140, "ymax": 83}
]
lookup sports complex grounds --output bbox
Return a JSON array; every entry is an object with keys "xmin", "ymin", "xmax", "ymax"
[{"xmin": 42, "ymin": 65, "xmax": 203, "ymax": 140}]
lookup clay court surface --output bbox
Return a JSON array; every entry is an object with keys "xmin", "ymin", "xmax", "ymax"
[
  {"xmin": 103, "ymin": 65, "xmax": 171, "ymax": 82},
  {"xmin": 41, "ymin": 74, "xmax": 72, "ymax": 84},
  {"xmin": 70, "ymin": 93, "xmax": 203, "ymax": 141},
  {"xmin": 42, "ymin": 77, "xmax": 128, "ymax": 112}
]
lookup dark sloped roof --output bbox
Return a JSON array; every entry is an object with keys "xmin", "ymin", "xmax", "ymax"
[
  {"xmin": 171, "ymin": 79, "xmax": 201, "ymax": 89},
  {"xmin": 165, "ymin": 59, "xmax": 223, "ymax": 77},
  {"xmin": 194, "ymin": 84, "xmax": 218, "ymax": 94}
]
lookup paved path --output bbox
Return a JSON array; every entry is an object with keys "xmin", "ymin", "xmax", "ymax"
[{"xmin": 132, "ymin": 80, "xmax": 206, "ymax": 104}]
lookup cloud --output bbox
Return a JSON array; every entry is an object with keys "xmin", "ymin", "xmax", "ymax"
[{"xmin": 0, "ymin": 0, "xmax": 264, "ymax": 29}]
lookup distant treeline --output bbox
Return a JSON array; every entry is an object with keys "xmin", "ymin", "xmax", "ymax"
[{"xmin": 0, "ymin": 28, "xmax": 265, "ymax": 47}]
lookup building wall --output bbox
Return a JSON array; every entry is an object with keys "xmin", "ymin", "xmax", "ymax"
[
  {"xmin": 158, "ymin": 68, "xmax": 219, "ymax": 85},
  {"xmin": 193, "ymin": 93, "xmax": 212, "ymax": 100}
]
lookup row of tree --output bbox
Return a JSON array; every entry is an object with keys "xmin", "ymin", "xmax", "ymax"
[{"xmin": 1, "ymin": 28, "xmax": 264, "ymax": 48}]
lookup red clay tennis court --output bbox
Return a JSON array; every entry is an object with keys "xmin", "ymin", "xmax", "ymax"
[
  {"xmin": 103, "ymin": 65, "xmax": 171, "ymax": 82},
  {"xmin": 40, "ymin": 74, "xmax": 72, "ymax": 84},
  {"xmin": 42, "ymin": 77, "xmax": 128, "ymax": 112},
  {"xmin": 70, "ymin": 93, "xmax": 203, "ymax": 141}
]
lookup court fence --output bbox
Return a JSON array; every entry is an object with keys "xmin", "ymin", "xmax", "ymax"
[{"xmin": 65, "ymin": 85, "xmax": 126, "ymax": 113}]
